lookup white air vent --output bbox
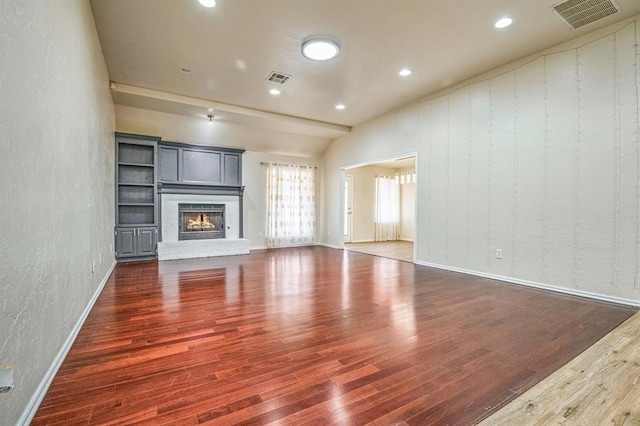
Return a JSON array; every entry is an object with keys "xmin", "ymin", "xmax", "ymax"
[
  {"xmin": 552, "ymin": 0, "xmax": 620, "ymax": 29},
  {"xmin": 266, "ymin": 71, "xmax": 291, "ymax": 84}
]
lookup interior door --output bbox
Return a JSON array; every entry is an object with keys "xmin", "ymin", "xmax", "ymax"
[{"xmin": 344, "ymin": 174, "xmax": 353, "ymax": 243}]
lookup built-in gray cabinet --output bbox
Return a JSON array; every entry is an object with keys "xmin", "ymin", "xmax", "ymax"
[
  {"xmin": 115, "ymin": 227, "xmax": 157, "ymax": 258},
  {"xmin": 115, "ymin": 133, "xmax": 159, "ymax": 261},
  {"xmin": 158, "ymin": 142, "xmax": 244, "ymax": 186}
]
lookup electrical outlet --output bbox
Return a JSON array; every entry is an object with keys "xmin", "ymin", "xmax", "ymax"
[
  {"xmin": 99, "ymin": 253, "xmax": 104, "ymax": 264},
  {"xmin": 495, "ymin": 249, "xmax": 503, "ymax": 260},
  {"xmin": 91, "ymin": 260, "xmax": 96, "ymax": 274},
  {"xmin": 0, "ymin": 364, "xmax": 14, "ymax": 393}
]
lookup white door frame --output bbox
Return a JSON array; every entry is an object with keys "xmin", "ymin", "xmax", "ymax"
[{"xmin": 344, "ymin": 174, "xmax": 353, "ymax": 243}]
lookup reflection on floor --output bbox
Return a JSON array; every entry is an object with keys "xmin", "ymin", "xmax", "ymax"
[
  {"xmin": 31, "ymin": 247, "xmax": 636, "ymax": 425},
  {"xmin": 344, "ymin": 240, "xmax": 413, "ymax": 263}
]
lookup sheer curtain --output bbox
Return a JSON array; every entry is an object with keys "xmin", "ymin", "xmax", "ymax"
[
  {"xmin": 375, "ymin": 176, "xmax": 399, "ymax": 241},
  {"xmin": 266, "ymin": 163, "xmax": 316, "ymax": 247}
]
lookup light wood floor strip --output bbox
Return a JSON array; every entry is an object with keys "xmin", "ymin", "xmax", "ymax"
[{"xmin": 479, "ymin": 311, "xmax": 640, "ymax": 425}]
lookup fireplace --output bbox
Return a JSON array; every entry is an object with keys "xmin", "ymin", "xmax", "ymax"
[{"xmin": 178, "ymin": 204, "xmax": 225, "ymax": 240}]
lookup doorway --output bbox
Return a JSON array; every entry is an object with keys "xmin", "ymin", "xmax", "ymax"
[{"xmin": 343, "ymin": 155, "xmax": 416, "ymax": 263}]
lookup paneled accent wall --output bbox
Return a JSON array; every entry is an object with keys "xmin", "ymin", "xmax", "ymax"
[{"xmin": 418, "ymin": 22, "xmax": 639, "ymax": 300}]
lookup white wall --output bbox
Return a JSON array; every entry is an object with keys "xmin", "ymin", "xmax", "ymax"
[
  {"xmin": 322, "ymin": 18, "xmax": 640, "ymax": 303},
  {"xmin": 0, "ymin": 1, "xmax": 116, "ymax": 424}
]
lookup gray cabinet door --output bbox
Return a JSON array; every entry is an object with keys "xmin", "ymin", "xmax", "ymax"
[
  {"xmin": 116, "ymin": 228, "xmax": 136, "ymax": 258},
  {"xmin": 223, "ymin": 153, "xmax": 241, "ymax": 185},
  {"xmin": 137, "ymin": 227, "xmax": 157, "ymax": 256}
]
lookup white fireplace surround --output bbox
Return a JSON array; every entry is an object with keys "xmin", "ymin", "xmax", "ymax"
[{"xmin": 158, "ymin": 193, "xmax": 249, "ymax": 260}]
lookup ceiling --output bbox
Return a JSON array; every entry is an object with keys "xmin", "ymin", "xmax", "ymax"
[{"xmin": 90, "ymin": 0, "xmax": 640, "ymax": 154}]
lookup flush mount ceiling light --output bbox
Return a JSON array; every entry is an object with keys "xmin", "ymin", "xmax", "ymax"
[
  {"xmin": 495, "ymin": 17, "xmax": 513, "ymax": 28},
  {"xmin": 335, "ymin": 103, "xmax": 346, "ymax": 110},
  {"xmin": 399, "ymin": 68, "xmax": 412, "ymax": 76},
  {"xmin": 301, "ymin": 38, "xmax": 340, "ymax": 61},
  {"xmin": 269, "ymin": 88, "xmax": 281, "ymax": 95},
  {"xmin": 198, "ymin": 0, "xmax": 216, "ymax": 7}
]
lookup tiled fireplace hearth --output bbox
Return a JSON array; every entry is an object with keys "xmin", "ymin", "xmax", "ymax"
[{"xmin": 158, "ymin": 193, "xmax": 249, "ymax": 260}]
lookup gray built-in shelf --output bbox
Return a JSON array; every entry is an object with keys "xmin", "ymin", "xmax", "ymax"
[
  {"xmin": 115, "ymin": 133, "xmax": 160, "ymax": 260},
  {"xmin": 158, "ymin": 141, "xmax": 243, "ymax": 186},
  {"xmin": 114, "ymin": 134, "xmax": 245, "ymax": 261}
]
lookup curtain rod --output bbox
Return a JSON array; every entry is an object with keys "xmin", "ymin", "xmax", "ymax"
[{"xmin": 260, "ymin": 161, "xmax": 317, "ymax": 169}]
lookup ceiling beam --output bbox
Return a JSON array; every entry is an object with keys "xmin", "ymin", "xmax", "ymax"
[{"xmin": 110, "ymin": 82, "xmax": 351, "ymax": 135}]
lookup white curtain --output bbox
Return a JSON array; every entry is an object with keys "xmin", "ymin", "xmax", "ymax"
[
  {"xmin": 266, "ymin": 163, "xmax": 316, "ymax": 247},
  {"xmin": 375, "ymin": 175, "xmax": 399, "ymax": 241}
]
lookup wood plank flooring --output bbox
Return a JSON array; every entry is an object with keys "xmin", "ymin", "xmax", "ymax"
[
  {"xmin": 344, "ymin": 241, "xmax": 413, "ymax": 263},
  {"xmin": 480, "ymin": 310, "xmax": 640, "ymax": 425},
  {"xmin": 32, "ymin": 247, "xmax": 637, "ymax": 425}
]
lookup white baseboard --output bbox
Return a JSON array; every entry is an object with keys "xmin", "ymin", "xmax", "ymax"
[
  {"xmin": 350, "ymin": 239, "xmax": 375, "ymax": 243},
  {"xmin": 414, "ymin": 260, "xmax": 640, "ymax": 307},
  {"xmin": 250, "ymin": 245, "xmax": 268, "ymax": 251},
  {"xmin": 399, "ymin": 238, "xmax": 414, "ymax": 242},
  {"xmin": 19, "ymin": 260, "xmax": 117, "ymax": 426},
  {"xmin": 316, "ymin": 242, "xmax": 342, "ymax": 250}
]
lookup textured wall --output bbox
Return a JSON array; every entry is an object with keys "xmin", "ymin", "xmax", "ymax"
[
  {"xmin": 0, "ymin": 1, "xmax": 115, "ymax": 423},
  {"xmin": 419, "ymin": 21, "xmax": 639, "ymax": 301}
]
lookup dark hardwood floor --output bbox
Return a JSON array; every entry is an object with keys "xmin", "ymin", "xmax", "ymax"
[{"xmin": 33, "ymin": 247, "xmax": 637, "ymax": 425}]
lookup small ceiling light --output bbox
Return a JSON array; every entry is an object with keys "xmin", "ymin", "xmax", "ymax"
[
  {"xmin": 207, "ymin": 114, "xmax": 214, "ymax": 123},
  {"xmin": 399, "ymin": 68, "xmax": 412, "ymax": 77},
  {"xmin": 198, "ymin": 0, "xmax": 216, "ymax": 7},
  {"xmin": 335, "ymin": 103, "xmax": 346, "ymax": 110},
  {"xmin": 301, "ymin": 38, "xmax": 340, "ymax": 61},
  {"xmin": 208, "ymin": 108, "xmax": 214, "ymax": 112},
  {"xmin": 269, "ymin": 89, "xmax": 281, "ymax": 95},
  {"xmin": 495, "ymin": 17, "xmax": 513, "ymax": 28}
]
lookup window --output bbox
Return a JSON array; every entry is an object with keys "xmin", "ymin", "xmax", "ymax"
[
  {"xmin": 266, "ymin": 163, "xmax": 316, "ymax": 247},
  {"xmin": 374, "ymin": 175, "xmax": 399, "ymax": 241}
]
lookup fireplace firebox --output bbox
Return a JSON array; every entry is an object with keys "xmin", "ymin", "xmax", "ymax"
[{"xmin": 178, "ymin": 204, "xmax": 225, "ymax": 240}]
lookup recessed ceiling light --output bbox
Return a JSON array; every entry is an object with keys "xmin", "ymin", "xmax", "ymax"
[
  {"xmin": 269, "ymin": 89, "xmax": 281, "ymax": 95},
  {"xmin": 495, "ymin": 17, "xmax": 513, "ymax": 28},
  {"xmin": 208, "ymin": 108, "xmax": 214, "ymax": 112},
  {"xmin": 399, "ymin": 68, "xmax": 412, "ymax": 77},
  {"xmin": 180, "ymin": 67, "xmax": 192, "ymax": 74},
  {"xmin": 198, "ymin": 0, "xmax": 216, "ymax": 7},
  {"xmin": 301, "ymin": 38, "xmax": 340, "ymax": 61},
  {"xmin": 335, "ymin": 103, "xmax": 346, "ymax": 110}
]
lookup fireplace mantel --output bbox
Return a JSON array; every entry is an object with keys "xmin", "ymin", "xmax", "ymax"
[{"xmin": 157, "ymin": 181, "xmax": 244, "ymax": 197}]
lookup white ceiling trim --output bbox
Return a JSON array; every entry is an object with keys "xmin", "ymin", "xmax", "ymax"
[{"xmin": 110, "ymin": 82, "xmax": 351, "ymax": 136}]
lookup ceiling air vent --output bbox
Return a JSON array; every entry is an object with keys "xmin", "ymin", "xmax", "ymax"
[
  {"xmin": 552, "ymin": 0, "xmax": 620, "ymax": 30},
  {"xmin": 266, "ymin": 71, "xmax": 291, "ymax": 84}
]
